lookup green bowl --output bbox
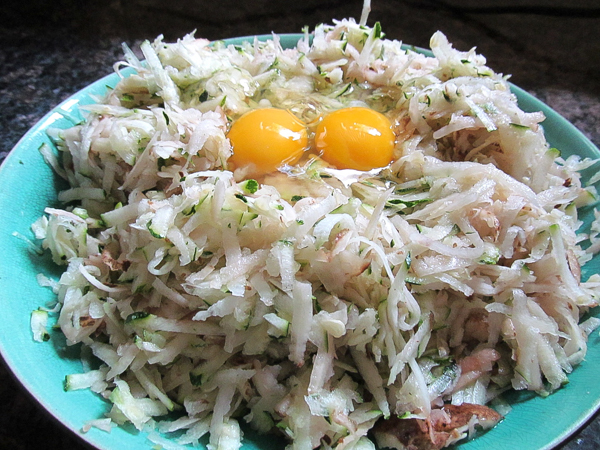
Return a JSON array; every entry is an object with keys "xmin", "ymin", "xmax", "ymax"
[{"xmin": 1, "ymin": 34, "xmax": 599, "ymax": 450}]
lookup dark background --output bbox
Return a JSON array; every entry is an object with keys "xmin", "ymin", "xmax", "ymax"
[{"xmin": 1, "ymin": 0, "xmax": 600, "ymax": 448}]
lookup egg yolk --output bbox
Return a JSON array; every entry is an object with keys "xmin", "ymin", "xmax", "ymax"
[
  {"xmin": 228, "ymin": 108, "xmax": 308, "ymax": 176},
  {"xmin": 315, "ymin": 107, "xmax": 395, "ymax": 171}
]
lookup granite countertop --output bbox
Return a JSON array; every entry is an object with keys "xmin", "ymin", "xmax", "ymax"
[{"xmin": 1, "ymin": 0, "xmax": 599, "ymax": 449}]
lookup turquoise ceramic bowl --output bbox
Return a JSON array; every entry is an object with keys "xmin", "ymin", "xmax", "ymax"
[{"xmin": 1, "ymin": 34, "xmax": 599, "ymax": 450}]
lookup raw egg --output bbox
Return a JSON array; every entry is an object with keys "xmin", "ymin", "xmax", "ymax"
[
  {"xmin": 228, "ymin": 108, "xmax": 308, "ymax": 176},
  {"xmin": 315, "ymin": 107, "xmax": 395, "ymax": 171}
]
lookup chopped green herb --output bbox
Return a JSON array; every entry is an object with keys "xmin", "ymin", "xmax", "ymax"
[
  {"xmin": 405, "ymin": 252, "xmax": 412, "ymax": 270},
  {"xmin": 373, "ymin": 21, "xmax": 383, "ymax": 39},
  {"xmin": 242, "ymin": 179, "xmax": 259, "ymax": 194},
  {"xmin": 189, "ymin": 372, "xmax": 203, "ymax": 386},
  {"xmin": 387, "ymin": 198, "xmax": 431, "ymax": 208},
  {"xmin": 125, "ymin": 311, "xmax": 151, "ymax": 323},
  {"xmin": 510, "ymin": 123, "xmax": 530, "ymax": 130}
]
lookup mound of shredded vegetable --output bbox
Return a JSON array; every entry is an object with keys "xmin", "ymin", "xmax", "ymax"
[{"xmin": 31, "ymin": 16, "xmax": 600, "ymax": 450}]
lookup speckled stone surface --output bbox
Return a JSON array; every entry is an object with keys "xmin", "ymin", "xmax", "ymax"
[{"xmin": 1, "ymin": 1, "xmax": 600, "ymax": 449}]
